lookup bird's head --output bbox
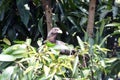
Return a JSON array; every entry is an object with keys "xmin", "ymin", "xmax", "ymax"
[
  {"xmin": 47, "ymin": 27, "xmax": 62, "ymax": 37},
  {"xmin": 47, "ymin": 27, "xmax": 62, "ymax": 43}
]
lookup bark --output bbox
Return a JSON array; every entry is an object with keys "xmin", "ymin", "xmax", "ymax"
[
  {"xmin": 86, "ymin": 0, "xmax": 96, "ymax": 80},
  {"xmin": 86, "ymin": 0, "xmax": 96, "ymax": 38},
  {"xmin": 41, "ymin": 0, "xmax": 52, "ymax": 33}
]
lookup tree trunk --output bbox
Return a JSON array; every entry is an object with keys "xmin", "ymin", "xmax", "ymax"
[
  {"xmin": 41, "ymin": 0, "xmax": 52, "ymax": 33},
  {"xmin": 86, "ymin": 0, "xmax": 96, "ymax": 38}
]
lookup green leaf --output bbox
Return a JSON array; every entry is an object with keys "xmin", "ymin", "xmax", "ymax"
[
  {"xmin": 106, "ymin": 23, "xmax": 120, "ymax": 27},
  {"xmin": 2, "ymin": 44, "xmax": 25, "ymax": 54},
  {"xmin": 99, "ymin": 34, "xmax": 110, "ymax": 47},
  {"xmin": 46, "ymin": 41, "xmax": 56, "ymax": 47},
  {"xmin": 44, "ymin": 65, "xmax": 50, "ymax": 77},
  {"xmin": 77, "ymin": 36, "xmax": 84, "ymax": 51},
  {"xmin": 0, "ymin": 8, "xmax": 4, "ymax": 21},
  {"xmin": 7, "ymin": 28, "xmax": 16, "ymax": 41},
  {"xmin": 118, "ymin": 38, "xmax": 120, "ymax": 46},
  {"xmin": 16, "ymin": 0, "xmax": 30, "ymax": 26},
  {"xmin": 24, "ymin": 66, "xmax": 33, "ymax": 75},
  {"xmin": 100, "ymin": 19, "xmax": 105, "ymax": 36},
  {"xmin": 42, "ymin": 56, "xmax": 51, "ymax": 62},
  {"xmin": 2, "ymin": 17, "xmax": 12, "ymax": 36},
  {"xmin": 105, "ymin": 58, "xmax": 117, "ymax": 63},
  {"xmin": 37, "ymin": 39, "xmax": 43, "ymax": 47},
  {"xmin": 83, "ymin": 69, "xmax": 90, "ymax": 77},
  {"xmin": 72, "ymin": 55, "xmax": 79, "ymax": 77},
  {"xmin": 3, "ymin": 38, "xmax": 11, "ymax": 45},
  {"xmin": 67, "ymin": 16, "xmax": 77, "ymax": 27},
  {"xmin": 0, "ymin": 66, "xmax": 15, "ymax": 80},
  {"xmin": 25, "ymin": 38, "xmax": 31, "ymax": 45},
  {"xmin": 38, "ymin": 17, "xmax": 44, "ymax": 37},
  {"xmin": 111, "ymin": 30, "xmax": 120, "ymax": 35},
  {"xmin": 12, "ymin": 49, "xmax": 27, "ymax": 55},
  {"xmin": 0, "ymin": 54, "xmax": 16, "ymax": 61}
]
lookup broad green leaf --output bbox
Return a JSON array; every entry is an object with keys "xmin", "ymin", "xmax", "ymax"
[
  {"xmin": 3, "ymin": 38, "xmax": 11, "ymax": 45},
  {"xmin": 16, "ymin": 0, "xmax": 30, "ymax": 26},
  {"xmin": 111, "ymin": 30, "xmax": 120, "ymax": 35},
  {"xmin": 12, "ymin": 49, "xmax": 26, "ymax": 55},
  {"xmin": 0, "ymin": 66, "xmax": 15, "ymax": 80},
  {"xmin": 46, "ymin": 41, "xmax": 56, "ymax": 47},
  {"xmin": 2, "ymin": 44, "xmax": 26, "ymax": 54},
  {"xmin": 0, "ymin": 54, "xmax": 16, "ymax": 61}
]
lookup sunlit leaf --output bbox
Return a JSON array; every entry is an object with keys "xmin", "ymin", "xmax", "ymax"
[
  {"xmin": 106, "ymin": 23, "xmax": 120, "ymax": 27},
  {"xmin": 118, "ymin": 38, "xmax": 120, "ymax": 46},
  {"xmin": 118, "ymin": 72, "xmax": 120, "ymax": 78},
  {"xmin": 46, "ymin": 41, "xmax": 56, "ymax": 47},
  {"xmin": 42, "ymin": 56, "xmax": 51, "ymax": 62},
  {"xmin": 25, "ymin": 39, "xmax": 31, "ymax": 45},
  {"xmin": 49, "ymin": 52, "xmax": 56, "ymax": 60},
  {"xmin": 105, "ymin": 58, "xmax": 117, "ymax": 63},
  {"xmin": 77, "ymin": 36, "xmax": 84, "ymax": 50},
  {"xmin": 0, "ymin": 66, "xmax": 15, "ymax": 80},
  {"xmin": 24, "ymin": 66, "xmax": 33, "ymax": 74},
  {"xmin": 0, "ymin": 54, "xmax": 16, "ymax": 61},
  {"xmin": 37, "ymin": 39, "xmax": 43, "ymax": 47},
  {"xmin": 72, "ymin": 55, "xmax": 79, "ymax": 76},
  {"xmin": 44, "ymin": 65, "xmax": 50, "ymax": 77},
  {"xmin": 3, "ymin": 38, "xmax": 11, "ymax": 45},
  {"xmin": 99, "ymin": 60, "xmax": 106, "ymax": 67},
  {"xmin": 83, "ymin": 69, "xmax": 90, "ymax": 77}
]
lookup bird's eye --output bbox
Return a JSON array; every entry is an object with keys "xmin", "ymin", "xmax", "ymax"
[{"xmin": 55, "ymin": 29, "xmax": 58, "ymax": 31}]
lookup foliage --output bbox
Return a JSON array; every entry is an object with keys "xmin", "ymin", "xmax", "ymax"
[
  {"xmin": 0, "ymin": 38, "xmax": 119, "ymax": 80},
  {"xmin": 0, "ymin": 39, "xmax": 75, "ymax": 80},
  {"xmin": 0, "ymin": 0, "xmax": 120, "ymax": 45},
  {"xmin": 1, "ymin": 0, "xmax": 120, "ymax": 80}
]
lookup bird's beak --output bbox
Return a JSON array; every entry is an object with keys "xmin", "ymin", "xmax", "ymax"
[{"xmin": 57, "ymin": 29, "xmax": 63, "ymax": 34}]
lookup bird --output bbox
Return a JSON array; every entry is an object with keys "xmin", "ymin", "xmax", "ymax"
[{"xmin": 45, "ymin": 27, "xmax": 75, "ymax": 55}]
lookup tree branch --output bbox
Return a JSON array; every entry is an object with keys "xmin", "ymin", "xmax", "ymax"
[
  {"xmin": 41, "ymin": 0, "xmax": 52, "ymax": 33},
  {"xmin": 86, "ymin": 0, "xmax": 96, "ymax": 38}
]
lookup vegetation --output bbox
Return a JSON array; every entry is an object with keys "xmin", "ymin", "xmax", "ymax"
[{"xmin": 0, "ymin": 0, "xmax": 120, "ymax": 80}]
